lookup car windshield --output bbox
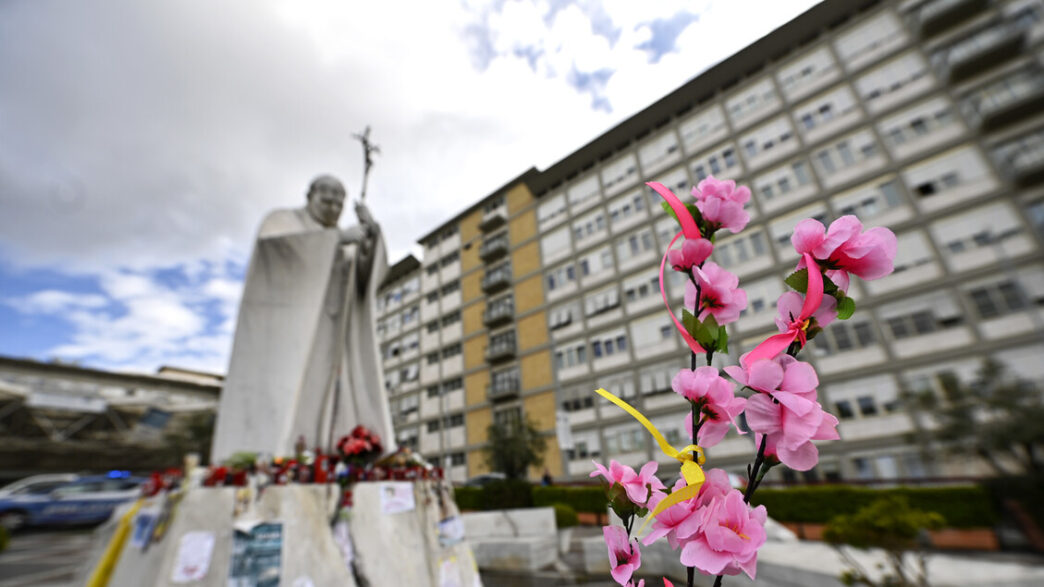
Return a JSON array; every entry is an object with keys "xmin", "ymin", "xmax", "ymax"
[{"xmin": 12, "ymin": 482, "xmax": 68, "ymax": 495}]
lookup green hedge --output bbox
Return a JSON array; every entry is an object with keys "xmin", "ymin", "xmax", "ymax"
[
  {"xmin": 532, "ymin": 486, "xmax": 606, "ymax": 513},
  {"xmin": 750, "ymin": 485, "xmax": 997, "ymax": 528},
  {"xmin": 454, "ymin": 480, "xmax": 533, "ymax": 511}
]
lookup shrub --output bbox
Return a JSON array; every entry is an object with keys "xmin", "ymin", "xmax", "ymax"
[
  {"xmin": 532, "ymin": 485, "xmax": 606, "ymax": 513},
  {"xmin": 454, "ymin": 480, "xmax": 533, "ymax": 511},
  {"xmin": 982, "ymin": 473, "xmax": 1044, "ymax": 529},
  {"xmin": 750, "ymin": 485, "xmax": 997, "ymax": 528},
  {"xmin": 553, "ymin": 503, "xmax": 579, "ymax": 529}
]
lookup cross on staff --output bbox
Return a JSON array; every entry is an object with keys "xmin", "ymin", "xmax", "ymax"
[{"xmin": 353, "ymin": 126, "xmax": 380, "ymax": 202}]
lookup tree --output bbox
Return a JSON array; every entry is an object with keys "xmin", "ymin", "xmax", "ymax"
[
  {"xmin": 164, "ymin": 412, "xmax": 216, "ymax": 466},
  {"xmin": 911, "ymin": 359, "xmax": 1044, "ymax": 475},
  {"xmin": 824, "ymin": 496, "xmax": 944, "ymax": 587},
  {"xmin": 483, "ymin": 415, "xmax": 547, "ymax": 480}
]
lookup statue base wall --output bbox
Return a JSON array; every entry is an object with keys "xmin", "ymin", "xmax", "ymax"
[{"xmin": 78, "ymin": 481, "xmax": 482, "ymax": 586}]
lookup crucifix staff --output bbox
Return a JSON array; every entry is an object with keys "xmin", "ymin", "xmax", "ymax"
[{"xmin": 353, "ymin": 126, "xmax": 380, "ymax": 202}]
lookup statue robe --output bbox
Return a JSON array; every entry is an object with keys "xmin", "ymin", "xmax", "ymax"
[{"xmin": 211, "ymin": 208, "xmax": 392, "ymax": 462}]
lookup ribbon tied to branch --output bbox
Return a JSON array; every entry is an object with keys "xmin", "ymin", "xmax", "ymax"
[
  {"xmin": 744, "ymin": 252, "xmax": 824, "ymax": 364},
  {"xmin": 595, "ymin": 387, "xmax": 705, "ymax": 537},
  {"xmin": 647, "ymin": 181, "xmax": 706, "ymax": 356}
]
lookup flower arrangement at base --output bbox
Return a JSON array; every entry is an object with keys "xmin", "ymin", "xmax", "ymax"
[
  {"xmin": 336, "ymin": 425, "xmax": 384, "ymax": 466},
  {"xmin": 592, "ymin": 177, "xmax": 897, "ymax": 587}
]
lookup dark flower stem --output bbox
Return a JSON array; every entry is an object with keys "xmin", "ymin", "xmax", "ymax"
[{"xmin": 713, "ymin": 344, "xmax": 803, "ymax": 586}]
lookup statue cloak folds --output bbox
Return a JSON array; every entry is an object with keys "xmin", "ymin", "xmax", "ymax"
[{"xmin": 211, "ymin": 207, "xmax": 392, "ymax": 462}]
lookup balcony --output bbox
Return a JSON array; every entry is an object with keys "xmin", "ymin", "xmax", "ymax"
[
  {"xmin": 481, "ymin": 267, "xmax": 512, "ymax": 293},
  {"xmin": 1005, "ymin": 150, "xmax": 1044, "ymax": 187},
  {"xmin": 973, "ymin": 84, "xmax": 1044, "ymax": 132},
  {"xmin": 479, "ymin": 208, "xmax": 508, "ymax": 232},
  {"xmin": 479, "ymin": 236, "xmax": 510, "ymax": 262},
  {"xmin": 486, "ymin": 335, "xmax": 517, "ymax": 363},
  {"xmin": 483, "ymin": 302, "xmax": 514, "ymax": 327},
  {"xmin": 487, "ymin": 377, "xmax": 521, "ymax": 400},
  {"xmin": 918, "ymin": 0, "xmax": 987, "ymax": 38},
  {"xmin": 943, "ymin": 26, "xmax": 1025, "ymax": 83}
]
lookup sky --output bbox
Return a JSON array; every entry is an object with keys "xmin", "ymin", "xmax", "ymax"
[{"xmin": 0, "ymin": 0, "xmax": 820, "ymax": 375}]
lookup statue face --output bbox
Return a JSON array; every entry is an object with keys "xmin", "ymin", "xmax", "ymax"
[{"xmin": 306, "ymin": 175, "xmax": 346, "ymax": 227}]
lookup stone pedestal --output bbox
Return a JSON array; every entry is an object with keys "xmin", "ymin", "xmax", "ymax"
[
  {"xmin": 79, "ymin": 481, "xmax": 481, "ymax": 587},
  {"xmin": 461, "ymin": 508, "xmax": 558, "ymax": 572}
]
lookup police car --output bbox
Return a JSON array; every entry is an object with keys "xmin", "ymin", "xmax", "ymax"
[{"xmin": 0, "ymin": 472, "xmax": 144, "ymax": 530}]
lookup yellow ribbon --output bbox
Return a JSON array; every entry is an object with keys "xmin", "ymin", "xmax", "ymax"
[{"xmin": 595, "ymin": 388, "xmax": 706, "ymax": 537}]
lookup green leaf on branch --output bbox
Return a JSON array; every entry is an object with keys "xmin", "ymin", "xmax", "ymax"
[
  {"xmin": 784, "ymin": 269, "xmax": 809, "ymax": 293},
  {"xmin": 661, "ymin": 201, "xmax": 679, "ymax": 223},
  {"xmin": 717, "ymin": 325, "xmax": 729, "ymax": 354},
  {"xmin": 837, "ymin": 296, "xmax": 856, "ymax": 320},
  {"xmin": 659, "ymin": 201, "xmax": 704, "ymax": 236},
  {"xmin": 682, "ymin": 309, "xmax": 699, "ymax": 338}
]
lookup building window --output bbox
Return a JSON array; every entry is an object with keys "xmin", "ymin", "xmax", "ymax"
[
  {"xmin": 835, "ymin": 400, "xmax": 855, "ymax": 419},
  {"xmin": 968, "ymin": 281, "xmax": 1027, "ymax": 319}
]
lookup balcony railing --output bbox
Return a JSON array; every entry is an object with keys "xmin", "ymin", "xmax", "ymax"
[
  {"xmin": 942, "ymin": 25, "xmax": 1025, "ymax": 83},
  {"xmin": 918, "ymin": 0, "xmax": 987, "ymax": 38},
  {"xmin": 478, "ymin": 207, "xmax": 508, "ymax": 232},
  {"xmin": 483, "ymin": 302, "xmax": 514, "ymax": 327},
  {"xmin": 486, "ymin": 336, "xmax": 517, "ymax": 363},
  {"xmin": 479, "ymin": 236, "xmax": 510, "ymax": 262},
  {"xmin": 481, "ymin": 267, "xmax": 512, "ymax": 293},
  {"xmin": 487, "ymin": 378, "xmax": 521, "ymax": 400},
  {"xmin": 969, "ymin": 78, "xmax": 1044, "ymax": 131}
]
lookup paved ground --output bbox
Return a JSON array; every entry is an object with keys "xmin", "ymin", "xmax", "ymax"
[{"xmin": 0, "ymin": 528, "xmax": 93, "ymax": 587}]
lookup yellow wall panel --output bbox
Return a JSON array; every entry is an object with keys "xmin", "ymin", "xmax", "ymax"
[
  {"xmin": 463, "ymin": 335, "xmax": 487, "ymax": 371},
  {"xmin": 509, "ymin": 208, "xmax": 537, "ymax": 244},
  {"xmin": 465, "ymin": 371, "xmax": 489, "ymax": 407},
  {"xmin": 460, "ymin": 208, "xmax": 482, "ymax": 245},
  {"xmin": 466, "ymin": 406, "xmax": 492, "ymax": 445},
  {"xmin": 511, "ymin": 240, "xmax": 540, "ymax": 279},
  {"xmin": 461, "ymin": 269, "xmax": 482, "ymax": 304},
  {"xmin": 523, "ymin": 389, "xmax": 557, "ymax": 431},
  {"xmin": 517, "ymin": 311, "xmax": 547, "ymax": 351},
  {"xmin": 520, "ymin": 351, "xmax": 552, "ymax": 391},
  {"xmin": 514, "ymin": 275, "xmax": 544, "ymax": 314},
  {"xmin": 461, "ymin": 300, "xmax": 485, "ymax": 337},
  {"xmin": 505, "ymin": 183, "xmax": 534, "ymax": 215},
  {"xmin": 461, "ymin": 237, "xmax": 481, "ymax": 274},
  {"xmin": 468, "ymin": 449, "xmax": 490, "ymax": 476}
]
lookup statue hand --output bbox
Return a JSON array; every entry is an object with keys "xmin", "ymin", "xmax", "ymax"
[{"xmin": 341, "ymin": 225, "xmax": 366, "ymax": 245}]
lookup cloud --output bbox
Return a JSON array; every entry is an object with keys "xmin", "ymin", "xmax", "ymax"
[
  {"xmin": 635, "ymin": 11, "xmax": 700, "ymax": 63},
  {"xmin": 0, "ymin": 0, "xmax": 822, "ymax": 372},
  {"xmin": 5, "ymin": 290, "xmax": 109, "ymax": 314}
]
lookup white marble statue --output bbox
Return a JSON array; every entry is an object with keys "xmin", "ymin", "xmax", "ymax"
[{"xmin": 211, "ymin": 175, "xmax": 392, "ymax": 462}]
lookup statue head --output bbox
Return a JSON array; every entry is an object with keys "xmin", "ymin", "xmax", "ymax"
[{"xmin": 305, "ymin": 175, "xmax": 347, "ymax": 227}]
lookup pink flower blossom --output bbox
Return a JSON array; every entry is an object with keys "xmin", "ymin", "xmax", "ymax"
[
  {"xmin": 668, "ymin": 238, "xmax": 713, "ymax": 272},
  {"xmin": 605, "ymin": 525, "xmax": 642, "ymax": 585},
  {"xmin": 672, "ymin": 367, "xmax": 746, "ymax": 447},
  {"xmin": 679, "ymin": 490, "xmax": 767, "ymax": 579},
  {"xmin": 774, "ymin": 291, "xmax": 837, "ymax": 333},
  {"xmin": 643, "ymin": 470, "xmax": 734, "ymax": 549},
  {"xmin": 591, "ymin": 460, "xmax": 665, "ymax": 507},
  {"xmin": 684, "ymin": 263, "xmax": 747, "ymax": 325},
  {"xmin": 691, "ymin": 176, "xmax": 750, "ymax": 233},
  {"xmin": 725, "ymin": 355, "xmax": 839, "ymax": 471},
  {"xmin": 791, "ymin": 216, "xmax": 897, "ymax": 287}
]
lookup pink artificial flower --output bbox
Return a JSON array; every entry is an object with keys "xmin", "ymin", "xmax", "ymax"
[
  {"xmin": 672, "ymin": 367, "xmax": 746, "ymax": 447},
  {"xmin": 679, "ymin": 490, "xmax": 767, "ymax": 579},
  {"xmin": 643, "ymin": 479, "xmax": 701, "ymax": 549},
  {"xmin": 591, "ymin": 460, "xmax": 665, "ymax": 507},
  {"xmin": 684, "ymin": 263, "xmax": 747, "ymax": 325},
  {"xmin": 774, "ymin": 291, "xmax": 837, "ymax": 333},
  {"xmin": 668, "ymin": 238, "xmax": 713, "ymax": 272},
  {"xmin": 605, "ymin": 525, "xmax": 642, "ymax": 585},
  {"xmin": 691, "ymin": 176, "xmax": 751, "ymax": 234},
  {"xmin": 725, "ymin": 355, "xmax": 839, "ymax": 471},
  {"xmin": 643, "ymin": 469, "xmax": 734, "ymax": 549},
  {"xmin": 791, "ymin": 216, "xmax": 897, "ymax": 287}
]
